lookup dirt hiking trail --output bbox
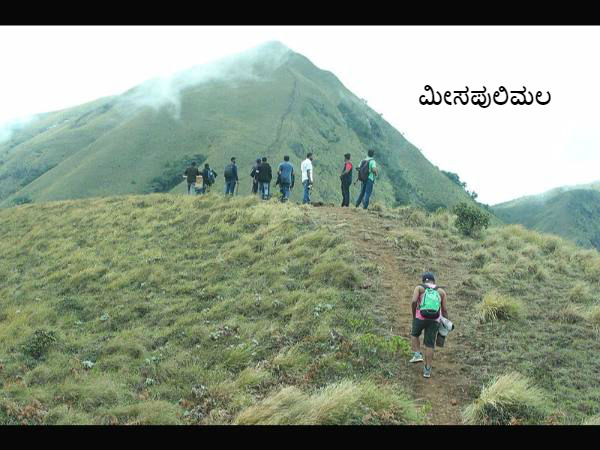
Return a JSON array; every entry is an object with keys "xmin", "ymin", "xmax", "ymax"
[{"xmin": 310, "ymin": 205, "xmax": 474, "ymax": 425}]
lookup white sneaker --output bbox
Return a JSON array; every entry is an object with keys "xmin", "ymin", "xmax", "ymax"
[{"xmin": 409, "ymin": 352, "xmax": 424, "ymax": 363}]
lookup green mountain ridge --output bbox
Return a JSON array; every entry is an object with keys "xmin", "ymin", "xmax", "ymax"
[
  {"xmin": 494, "ymin": 186, "xmax": 600, "ymax": 250},
  {"xmin": 0, "ymin": 41, "xmax": 477, "ymax": 211}
]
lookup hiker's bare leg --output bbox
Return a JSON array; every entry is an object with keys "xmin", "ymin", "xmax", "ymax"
[
  {"xmin": 411, "ymin": 336, "xmax": 421, "ymax": 353},
  {"xmin": 424, "ymin": 346, "xmax": 434, "ymax": 367}
]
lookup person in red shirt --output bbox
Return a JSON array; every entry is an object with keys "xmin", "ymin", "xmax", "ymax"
[{"xmin": 340, "ymin": 153, "xmax": 353, "ymax": 207}]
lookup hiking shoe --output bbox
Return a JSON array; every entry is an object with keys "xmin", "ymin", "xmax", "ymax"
[
  {"xmin": 423, "ymin": 366, "xmax": 432, "ymax": 378},
  {"xmin": 409, "ymin": 352, "xmax": 424, "ymax": 363}
]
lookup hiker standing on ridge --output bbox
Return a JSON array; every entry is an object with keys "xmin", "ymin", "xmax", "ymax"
[
  {"xmin": 250, "ymin": 158, "xmax": 261, "ymax": 194},
  {"xmin": 340, "ymin": 153, "xmax": 353, "ymax": 207},
  {"xmin": 277, "ymin": 155, "xmax": 294, "ymax": 202},
  {"xmin": 355, "ymin": 149, "xmax": 378, "ymax": 209},
  {"xmin": 409, "ymin": 272, "xmax": 449, "ymax": 378},
  {"xmin": 184, "ymin": 161, "xmax": 201, "ymax": 195},
  {"xmin": 201, "ymin": 163, "xmax": 216, "ymax": 194},
  {"xmin": 224, "ymin": 157, "xmax": 239, "ymax": 196},
  {"xmin": 256, "ymin": 156, "xmax": 272, "ymax": 200},
  {"xmin": 301, "ymin": 152, "xmax": 314, "ymax": 205}
]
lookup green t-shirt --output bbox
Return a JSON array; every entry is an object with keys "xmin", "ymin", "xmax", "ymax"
[{"xmin": 368, "ymin": 159, "xmax": 377, "ymax": 182}]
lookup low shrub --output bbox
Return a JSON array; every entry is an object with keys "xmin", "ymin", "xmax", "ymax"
[{"xmin": 453, "ymin": 202, "xmax": 490, "ymax": 237}]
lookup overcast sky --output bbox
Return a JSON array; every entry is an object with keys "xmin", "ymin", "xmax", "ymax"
[{"xmin": 1, "ymin": 25, "xmax": 599, "ymax": 205}]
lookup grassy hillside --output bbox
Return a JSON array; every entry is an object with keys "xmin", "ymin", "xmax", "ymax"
[
  {"xmin": 0, "ymin": 195, "xmax": 421, "ymax": 425},
  {"xmin": 2, "ymin": 193, "xmax": 600, "ymax": 424},
  {"xmin": 0, "ymin": 42, "xmax": 477, "ymax": 212},
  {"xmin": 494, "ymin": 188, "xmax": 600, "ymax": 249}
]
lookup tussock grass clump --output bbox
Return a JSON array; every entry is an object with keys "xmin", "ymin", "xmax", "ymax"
[
  {"xmin": 462, "ymin": 372, "xmax": 551, "ymax": 425},
  {"xmin": 393, "ymin": 206, "xmax": 429, "ymax": 228},
  {"xmin": 476, "ymin": 292, "xmax": 524, "ymax": 322},
  {"xmin": 539, "ymin": 235, "xmax": 561, "ymax": 255},
  {"xmin": 583, "ymin": 258, "xmax": 600, "ymax": 283},
  {"xmin": 309, "ymin": 260, "xmax": 363, "ymax": 289},
  {"xmin": 583, "ymin": 415, "xmax": 600, "ymax": 425},
  {"xmin": 556, "ymin": 304, "xmax": 586, "ymax": 324},
  {"xmin": 567, "ymin": 282, "xmax": 594, "ymax": 303},
  {"xmin": 370, "ymin": 203, "xmax": 383, "ymax": 212},
  {"xmin": 431, "ymin": 209, "xmax": 451, "ymax": 230},
  {"xmin": 392, "ymin": 229, "xmax": 433, "ymax": 256},
  {"xmin": 406, "ymin": 209, "xmax": 428, "ymax": 227},
  {"xmin": 234, "ymin": 380, "xmax": 421, "ymax": 425},
  {"xmin": 588, "ymin": 305, "xmax": 600, "ymax": 326},
  {"xmin": 470, "ymin": 249, "xmax": 489, "ymax": 269},
  {"xmin": 103, "ymin": 400, "xmax": 180, "ymax": 425}
]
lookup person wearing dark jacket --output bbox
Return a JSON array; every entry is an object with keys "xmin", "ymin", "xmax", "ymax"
[
  {"xmin": 224, "ymin": 157, "xmax": 239, "ymax": 196},
  {"xmin": 250, "ymin": 158, "xmax": 261, "ymax": 194},
  {"xmin": 201, "ymin": 163, "xmax": 216, "ymax": 194},
  {"xmin": 340, "ymin": 153, "xmax": 353, "ymax": 207},
  {"xmin": 256, "ymin": 156, "xmax": 272, "ymax": 200},
  {"xmin": 184, "ymin": 162, "xmax": 201, "ymax": 195}
]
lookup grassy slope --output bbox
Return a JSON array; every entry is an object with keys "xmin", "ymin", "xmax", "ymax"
[
  {"xmin": 1, "ymin": 194, "xmax": 600, "ymax": 424},
  {"xmin": 0, "ymin": 195, "xmax": 421, "ymax": 425},
  {"xmin": 0, "ymin": 97, "xmax": 122, "ymax": 201},
  {"xmin": 0, "ymin": 48, "xmax": 476, "ymax": 213},
  {"xmin": 494, "ymin": 189, "xmax": 600, "ymax": 249}
]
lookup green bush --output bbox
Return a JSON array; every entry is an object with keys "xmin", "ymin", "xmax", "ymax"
[
  {"xmin": 22, "ymin": 329, "xmax": 57, "ymax": 360},
  {"xmin": 453, "ymin": 202, "xmax": 490, "ymax": 237}
]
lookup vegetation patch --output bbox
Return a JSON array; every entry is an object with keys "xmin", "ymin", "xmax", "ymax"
[
  {"xmin": 462, "ymin": 372, "xmax": 551, "ymax": 425},
  {"xmin": 476, "ymin": 292, "xmax": 523, "ymax": 323}
]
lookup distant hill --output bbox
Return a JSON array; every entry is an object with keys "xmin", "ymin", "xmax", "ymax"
[
  {"xmin": 0, "ymin": 41, "xmax": 477, "ymax": 210},
  {"xmin": 493, "ymin": 187, "xmax": 600, "ymax": 249}
]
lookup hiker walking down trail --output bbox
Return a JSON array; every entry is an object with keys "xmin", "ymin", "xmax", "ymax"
[
  {"xmin": 184, "ymin": 162, "xmax": 201, "ymax": 195},
  {"xmin": 340, "ymin": 153, "xmax": 353, "ymax": 207},
  {"xmin": 200, "ymin": 163, "xmax": 216, "ymax": 194},
  {"xmin": 301, "ymin": 152, "xmax": 314, "ymax": 205},
  {"xmin": 277, "ymin": 155, "xmax": 295, "ymax": 202},
  {"xmin": 409, "ymin": 272, "xmax": 448, "ymax": 378},
  {"xmin": 355, "ymin": 149, "xmax": 378, "ymax": 209},
  {"xmin": 257, "ymin": 156, "xmax": 272, "ymax": 200},
  {"xmin": 224, "ymin": 157, "xmax": 239, "ymax": 196},
  {"xmin": 250, "ymin": 158, "xmax": 261, "ymax": 194}
]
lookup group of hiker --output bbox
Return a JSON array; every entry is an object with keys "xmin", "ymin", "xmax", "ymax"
[
  {"xmin": 184, "ymin": 151, "xmax": 452, "ymax": 379},
  {"xmin": 183, "ymin": 149, "xmax": 380, "ymax": 209}
]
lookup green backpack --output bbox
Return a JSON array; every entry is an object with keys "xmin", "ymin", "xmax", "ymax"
[{"xmin": 419, "ymin": 285, "xmax": 441, "ymax": 319}]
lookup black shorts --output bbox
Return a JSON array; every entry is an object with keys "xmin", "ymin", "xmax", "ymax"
[{"xmin": 411, "ymin": 318, "xmax": 439, "ymax": 349}]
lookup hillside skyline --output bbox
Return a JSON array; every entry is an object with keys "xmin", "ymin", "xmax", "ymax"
[
  {"xmin": 2, "ymin": 26, "xmax": 600, "ymax": 204},
  {"xmin": 0, "ymin": 40, "xmax": 478, "ymax": 211}
]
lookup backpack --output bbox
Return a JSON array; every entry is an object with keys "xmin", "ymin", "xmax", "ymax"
[
  {"xmin": 204, "ymin": 168, "xmax": 215, "ymax": 185},
  {"xmin": 357, "ymin": 159, "xmax": 371, "ymax": 182},
  {"xmin": 224, "ymin": 164, "xmax": 235, "ymax": 180},
  {"xmin": 419, "ymin": 285, "xmax": 441, "ymax": 319}
]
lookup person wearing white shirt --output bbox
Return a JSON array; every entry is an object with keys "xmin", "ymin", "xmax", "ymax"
[{"xmin": 300, "ymin": 153, "xmax": 314, "ymax": 204}]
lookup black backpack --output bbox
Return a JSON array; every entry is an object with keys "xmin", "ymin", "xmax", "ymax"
[
  {"xmin": 357, "ymin": 159, "xmax": 370, "ymax": 182},
  {"xmin": 224, "ymin": 164, "xmax": 235, "ymax": 180},
  {"xmin": 204, "ymin": 168, "xmax": 215, "ymax": 185}
]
